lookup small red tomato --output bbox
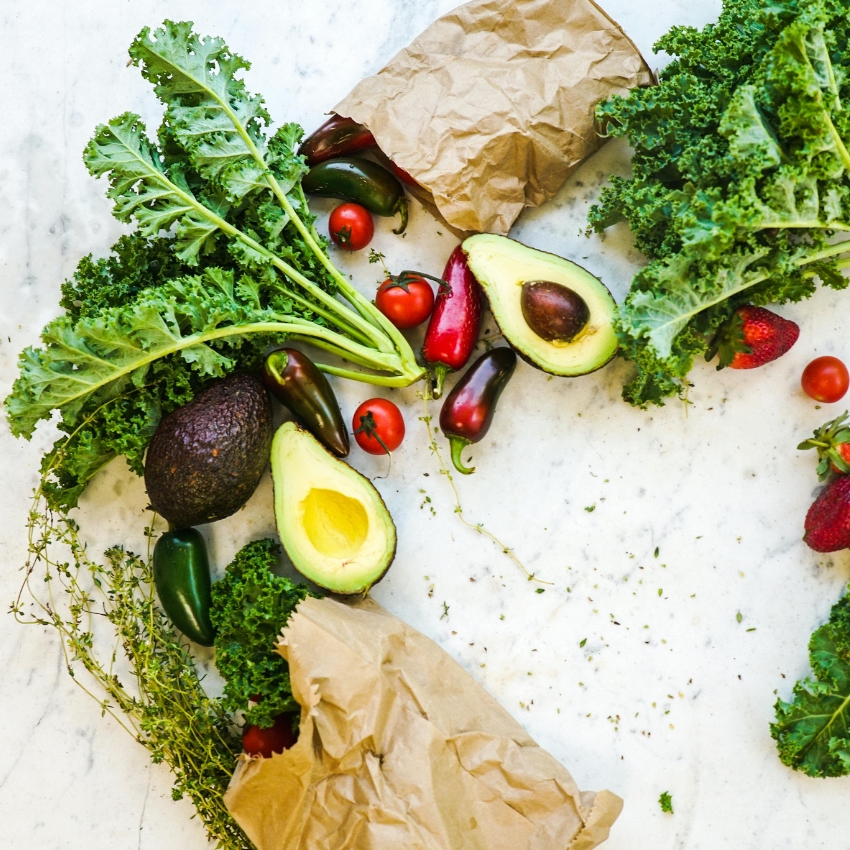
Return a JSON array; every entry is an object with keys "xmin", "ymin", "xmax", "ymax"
[
  {"xmin": 375, "ymin": 275, "xmax": 435, "ymax": 330},
  {"xmin": 802, "ymin": 356, "xmax": 850, "ymax": 403},
  {"xmin": 352, "ymin": 398, "xmax": 405, "ymax": 455},
  {"xmin": 242, "ymin": 713, "xmax": 298, "ymax": 758},
  {"xmin": 389, "ymin": 161, "xmax": 418, "ymax": 186},
  {"xmin": 328, "ymin": 203, "xmax": 374, "ymax": 251}
]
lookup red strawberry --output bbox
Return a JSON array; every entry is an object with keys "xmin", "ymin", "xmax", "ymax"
[
  {"xmin": 706, "ymin": 306, "xmax": 800, "ymax": 370},
  {"xmin": 804, "ymin": 475, "xmax": 850, "ymax": 552},
  {"xmin": 798, "ymin": 411, "xmax": 850, "ymax": 480}
]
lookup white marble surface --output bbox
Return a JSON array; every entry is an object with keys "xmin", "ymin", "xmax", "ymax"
[{"xmin": 3, "ymin": 1, "xmax": 850, "ymax": 848}]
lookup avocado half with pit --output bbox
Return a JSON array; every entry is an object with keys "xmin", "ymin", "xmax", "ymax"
[
  {"xmin": 462, "ymin": 234, "xmax": 618, "ymax": 376},
  {"xmin": 271, "ymin": 421, "xmax": 396, "ymax": 595}
]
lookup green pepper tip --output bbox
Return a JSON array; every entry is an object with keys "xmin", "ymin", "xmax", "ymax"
[
  {"xmin": 449, "ymin": 436, "xmax": 475, "ymax": 475},
  {"xmin": 392, "ymin": 197, "xmax": 409, "ymax": 235}
]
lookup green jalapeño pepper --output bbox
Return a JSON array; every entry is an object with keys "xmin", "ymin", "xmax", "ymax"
[
  {"xmin": 301, "ymin": 157, "xmax": 408, "ymax": 234},
  {"xmin": 153, "ymin": 527, "xmax": 216, "ymax": 647},
  {"xmin": 262, "ymin": 348, "xmax": 350, "ymax": 457},
  {"xmin": 439, "ymin": 347, "xmax": 517, "ymax": 475}
]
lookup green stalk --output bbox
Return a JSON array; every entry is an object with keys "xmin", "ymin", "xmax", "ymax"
[
  {"xmin": 316, "ymin": 362, "xmax": 424, "ymax": 387},
  {"xmin": 42, "ymin": 319, "xmax": 401, "ymax": 416},
  {"xmin": 267, "ymin": 274, "xmax": 374, "ymax": 347},
  {"xmin": 271, "ymin": 185, "xmax": 423, "ymax": 371},
  {"xmin": 180, "ymin": 67, "xmax": 413, "ymax": 363}
]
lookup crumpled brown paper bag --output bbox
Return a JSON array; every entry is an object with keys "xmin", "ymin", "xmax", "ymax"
[
  {"xmin": 224, "ymin": 596, "xmax": 623, "ymax": 850},
  {"xmin": 333, "ymin": 0, "xmax": 653, "ymax": 237}
]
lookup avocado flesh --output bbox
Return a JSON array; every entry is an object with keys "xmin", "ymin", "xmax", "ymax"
[
  {"xmin": 462, "ymin": 234, "xmax": 618, "ymax": 376},
  {"xmin": 271, "ymin": 422, "xmax": 396, "ymax": 595}
]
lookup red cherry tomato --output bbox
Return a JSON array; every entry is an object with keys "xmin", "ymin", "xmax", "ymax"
[
  {"xmin": 375, "ymin": 275, "xmax": 435, "ymax": 330},
  {"xmin": 328, "ymin": 203, "xmax": 374, "ymax": 251},
  {"xmin": 242, "ymin": 713, "xmax": 298, "ymax": 758},
  {"xmin": 352, "ymin": 398, "xmax": 405, "ymax": 455},
  {"xmin": 801, "ymin": 356, "xmax": 850, "ymax": 403}
]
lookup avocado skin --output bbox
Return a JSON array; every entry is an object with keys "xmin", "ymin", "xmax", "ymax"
[{"xmin": 145, "ymin": 373, "xmax": 273, "ymax": 528}]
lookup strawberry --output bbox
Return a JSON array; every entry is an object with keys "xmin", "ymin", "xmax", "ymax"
[
  {"xmin": 706, "ymin": 305, "xmax": 800, "ymax": 370},
  {"xmin": 798, "ymin": 411, "xmax": 850, "ymax": 480},
  {"xmin": 804, "ymin": 475, "xmax": 850, "ymax": 552}
]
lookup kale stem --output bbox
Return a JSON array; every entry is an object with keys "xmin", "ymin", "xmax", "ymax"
[{"xmin": 316, "ymin": 362, "xmax": 425, "ymax": 387}]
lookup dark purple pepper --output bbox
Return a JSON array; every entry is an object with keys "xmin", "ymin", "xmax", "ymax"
[
  {"xmin": 262, "ymin": 348, "xmax": 349, "ymax": 458},
  {"xmin": 439, "ymin": 347, "xmax": 517, "ymax": 475},
  {"xmin": 298, "ymin": 114, "xmax": 376, "ymax": 166}
]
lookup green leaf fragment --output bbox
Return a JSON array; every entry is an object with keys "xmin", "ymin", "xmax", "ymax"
[{"xmin": 772, "ymin": 585, "xmax": 850, "ymax": 777}]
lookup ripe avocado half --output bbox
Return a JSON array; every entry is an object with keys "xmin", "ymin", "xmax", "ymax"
[
  {"xmin": 144, "ymin": 373, "xmax": 273, "ymax": 528},
  {"xmin": 271, "ymin": 422, "xmax": 396, "ymax": 595},
  {"xmin": 462, "ymin": 234, "xmax": 618, "ymax": 376}
]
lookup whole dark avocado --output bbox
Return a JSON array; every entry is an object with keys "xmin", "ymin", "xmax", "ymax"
[{"xmin": 144, "ymin": 373, "xmax": 273, "ymax": 528}]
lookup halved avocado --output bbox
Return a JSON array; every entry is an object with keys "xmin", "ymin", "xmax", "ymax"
[
  {"xmin": 462, "ymin": 234, "xmax": 618, "ymax": 376},
  {"xmin": 271, "ymin": 422, "xmax": 396, "ymax": 595}
]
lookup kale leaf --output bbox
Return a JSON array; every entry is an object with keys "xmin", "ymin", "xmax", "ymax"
[
  {"xmin": 6, "ymin": 22, "xmax": 423, "ymax": 509},
  {"xmin": 210, "ymin": 539, "xmax": 317, "ymax": 729},
  {"xmin": 771, "ymin": 584, "xmax": 850, "ymax": 777},
  {"xmin": 591, "ymin": 0, "xmax": 850, "ymax": 406}
]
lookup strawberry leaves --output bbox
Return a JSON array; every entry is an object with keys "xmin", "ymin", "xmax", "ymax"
[{"xmin": 799, "ymin": 411, "xmax": 850, "ymax": 480}]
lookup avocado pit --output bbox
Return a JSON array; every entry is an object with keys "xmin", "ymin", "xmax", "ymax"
[{"xmin": 521, "ymin": 280, "xmax": 590, "ymax": 343}]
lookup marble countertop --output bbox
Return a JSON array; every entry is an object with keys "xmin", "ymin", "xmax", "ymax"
[{"xmin": 3, "ymin": 0, "xmax": 850, "ymax": 847}]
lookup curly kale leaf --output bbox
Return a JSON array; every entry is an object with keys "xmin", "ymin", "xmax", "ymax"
[
  {"xmin": 591, "ymin": 0, "xmax": 850, "ymax": 406},
  {"xmin": 772, "ymin": 585, "xmax": 850, "ymax": 777},
  {"xmin": 210, "ymin": 539, "xmax": 316, "ymax": 729},
  {"xmin": 11, "ymin": 266, "xmax": 293, "ymax": 509}
]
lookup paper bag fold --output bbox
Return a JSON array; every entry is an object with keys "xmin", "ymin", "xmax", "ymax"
[
  {"xmin": 334, "ymin": 0, "xmax": 653, "ymax": 236},
  {"xmin": 224, "ymin": 596, "xmax": 622, "ymax": 850}
]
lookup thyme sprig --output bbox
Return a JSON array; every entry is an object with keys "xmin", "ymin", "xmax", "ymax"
[{"xmin": 12, "ymin": 407, "xmax": 253, "ymax": 850}]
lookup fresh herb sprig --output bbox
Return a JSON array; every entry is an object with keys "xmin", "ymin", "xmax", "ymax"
[
  {"xmin": 591, "ymin": 0, "xmax": 850, "ymax": 406},
  {"xmin": 12, "ymin": 422, "xmax": 251, "ymax": 849}
]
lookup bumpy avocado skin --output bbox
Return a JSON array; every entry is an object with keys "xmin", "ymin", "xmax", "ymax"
[{"xmin": 144, "ymin": 373, "xmax": 273, "ymax": 528}]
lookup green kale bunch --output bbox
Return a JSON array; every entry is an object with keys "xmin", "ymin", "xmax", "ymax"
[
  {"xmin": 211, "ymin": 539, "xmax": 317, "ymax": 729},
  {"xmin": 591, "ymin": 0, "xmax": 850, "ymax": 406},
  {"xmin": 772, "ymin": 584, "xmax": 850, "ymax": 776},
  {"xmin": 5, "ymin": 22, "xmax": 422, "ymax": 510}
]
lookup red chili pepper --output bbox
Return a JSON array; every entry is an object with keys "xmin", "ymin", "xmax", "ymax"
[
  {"xmin": 389, "ymin": 161, "xmax": 419, "ymax": 187},
  {"xmin": 423, "ymin": 245, "xmax": 483, "ymax": 397},
  {"xmin": 439, "ymin": 347, "xmax": 517, "ymax": 475},
  {"xmin": 298, "ymin": 114, "xmax": 376, "ymax": 166}
]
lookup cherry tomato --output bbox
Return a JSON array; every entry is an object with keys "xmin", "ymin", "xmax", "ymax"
[
  {"xmin": 802, "ymin": 356, "xmax": 850, "ymax": 403},
  {"xmin": 328, "ymin": 203, "xmax": 374, "ymax": 251},
  {"xmin": 375, "ymin": 275, "xmax": 435, "ymax": 330},
  {"xmin": 242, "ymin": 713, "xmax": 298, "ymax": 758},
  {"xmin": 389, "ymin": 161, "xmax": 418, "ymax": 186},
  {"xmin": 352, "ymin": 398, "xmax": 405, "ymax": 455}
]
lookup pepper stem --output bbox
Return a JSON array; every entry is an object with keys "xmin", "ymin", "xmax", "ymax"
[
  {"xmin": 392, "ymin": 197, "xmax": 409, "ymax": 235},
  {"xmin": 449, "ymin": 436, "xmax": 475, "ymax": 475},
  {"xmin": 431, "ymin": 363, "xmax": 452, "ymax": 399}
]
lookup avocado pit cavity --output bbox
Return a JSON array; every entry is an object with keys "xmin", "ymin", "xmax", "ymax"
[
  {"xmin": 302, "ymin": 488, "xmax": 369, "ymax": 560},
  {"xmin": 521, "ymin": 280, "xmax": 590, "ymax": 343}
]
